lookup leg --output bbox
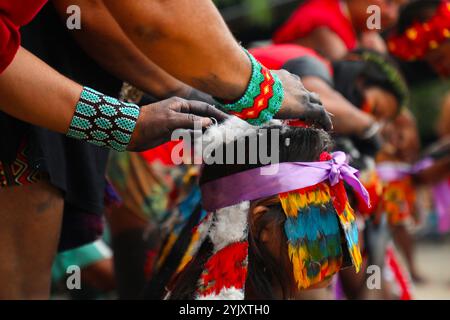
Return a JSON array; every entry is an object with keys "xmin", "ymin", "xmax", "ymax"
[
  {"xmin": 391, "ymin": 225, "xmax": 424, "ymax": 283},
  {"xmin": 106, "ymin": 204, "xmax": 153, "ymax": 299},
  {"xmin": 0, "ymin": 180, "xmax": 63, "ymax": 299}
]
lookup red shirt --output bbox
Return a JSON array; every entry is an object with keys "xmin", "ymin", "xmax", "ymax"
[
  {"xmin": 273, "ymin": 0, "xmax": 357, "ymax": 51},
  {"xmin": 249, "ymin": 43, "xmax": 332, "ymax": 74},
  {"xmin": 0, "ymin": 0, "xmax": 47, "ymax": 73}
]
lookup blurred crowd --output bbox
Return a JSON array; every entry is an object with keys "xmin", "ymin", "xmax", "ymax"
[{"xmin": 0, "ymin": 0, "xmax": 449, "ymax": 300}]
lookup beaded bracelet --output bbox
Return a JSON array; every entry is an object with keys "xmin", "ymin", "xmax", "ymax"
[
  {"xmin": 67, "ymin": 87, "xmax": 140, "ymax": 152},
  {"xmin": 215, "ymin": 50, "xmax": 284, "ymax": 126}
]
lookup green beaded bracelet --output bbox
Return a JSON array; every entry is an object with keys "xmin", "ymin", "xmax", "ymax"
[{"xmin": 215, "ymin": 50, "xmax": 284, "ymax": 126}]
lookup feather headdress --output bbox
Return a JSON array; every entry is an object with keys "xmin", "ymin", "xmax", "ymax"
[{"xmin": 171, "ymin": 118, "xmax": 368, "ymax": 300}]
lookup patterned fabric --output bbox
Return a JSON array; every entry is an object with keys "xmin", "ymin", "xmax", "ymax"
[
  {"xmin": 0, "ymin": 139, "xmax": 43, "ymax": 187},
  {"xmin": 279, "ymin": 180, "xmax": 362, "ymax": 290},
  {"xmin": 215, "ymin": 51, "xmax": 284, "ymax": 126},
  {"xmin": 195, "ymin": 202, "xmax": 250, "ymax": 300},
  {"xmin": 382, "ymin": 176, "xmax": 416, "ymax": 226},
  {"xmin": 356, "ymin": 169, "xmax": 383, "ymax": 217},
  {"xmin": 197, "ymin": 241, "xmax": 249, "ymax": 299},
  {"xmin": 155, "ymin": 186, "xmax": 207, "ymax": 272},
  {"xmin": 67, "ymin": 87, "xmax": 140, "ymax": 151},
  {"xmin": 388, "ymin": 1, "xmax": 450, "ymax": 61},
  {"xmin": 107, "ymin": 150, "xmax": 193, "ymax": 223}
]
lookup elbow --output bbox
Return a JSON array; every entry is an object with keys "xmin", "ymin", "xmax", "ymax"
[{"xmin": 128, "ymin": 2, "xmax": 178, "ymax": 43}]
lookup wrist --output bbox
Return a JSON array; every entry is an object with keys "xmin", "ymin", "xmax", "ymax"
[
  {"xmin": 67, "ymin": 87, "xmax": 141, "ymax": 151},
  {"xmin": 214, "ymin": 50, "xmax": 284, "ymax": 126},
  {"xmin": 360, "ymin": 122, "xmax": 381, "ymax": 140}
]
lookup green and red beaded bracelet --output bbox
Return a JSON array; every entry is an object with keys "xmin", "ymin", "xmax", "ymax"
[{"xmin": 215, "ymin": 50, "xmax": 284, "ymax": 126}]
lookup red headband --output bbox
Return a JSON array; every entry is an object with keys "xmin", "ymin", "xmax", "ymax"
[{"xmin": 388, "ymin": 1, "xmax": 450, "ymax": 61}]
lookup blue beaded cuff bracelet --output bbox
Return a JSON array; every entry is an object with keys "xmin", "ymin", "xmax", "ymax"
[{"xmin": 67, "ymin": 87, "xmax": 140, "ymax": 152}]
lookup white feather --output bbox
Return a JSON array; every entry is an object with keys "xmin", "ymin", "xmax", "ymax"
[
  {"xmin": 208, "ymin": 202, "xmax": 249, "ymax": 252},
  {"xmin": 196, "ymin": 287, "xmax": 245, "ymax": 300}
]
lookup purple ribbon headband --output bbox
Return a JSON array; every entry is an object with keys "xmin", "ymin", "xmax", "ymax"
[
  {"xmin": 376, "ymin": 158, "xmax": 434, "ymax": 182},
  {"xmin": 200, "ymin": 151, "xmax": 371, "ymax": 212}
]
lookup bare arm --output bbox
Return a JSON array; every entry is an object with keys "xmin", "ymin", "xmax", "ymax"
[
  {"xmin": 295, "ymin": 27, "xmax": 349, "ymax": 61},
  {"xmin": 302, "ymin": 77, "xmax": 374, "ymax": 135},
  {"xmin": 52, "ymin": 0, "xmax": 192, "ymax": 100},
  {"xmin": 0, "ymin": 47, "xmax": 81, "ymax": 133},
  {"xmin": 0, "ymin": 47, "xmax": 226, "ymax": 151},
  {"xmin": 102, "ymin": 0, "xmax": 252, "ymax": 100},
  {"xmin": 103, "ymin": 0, "xmax": 332, "ymax": 129}
]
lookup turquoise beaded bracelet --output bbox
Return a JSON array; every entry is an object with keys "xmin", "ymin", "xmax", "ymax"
[{"xmin": 67, "ymin": 87, "xmax": 140, "ymax": 152}]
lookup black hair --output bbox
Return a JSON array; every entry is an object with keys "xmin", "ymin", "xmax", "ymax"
[
  {"xmin": 333, "ymin": 49, "xmax": 408, "ymax": 112},
  {"xmin": 199, "ymin": 125, "xmax": 331, "ymax": 184},
  {"xmin": 397, "ymin": 0, "xmax": 442, "ymax": 34},
  {"xmin": 168, "ymin": 125, "xmax": 332, "ymax": 299}
]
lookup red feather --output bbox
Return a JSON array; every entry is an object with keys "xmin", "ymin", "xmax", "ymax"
[{"xmin": 198, "ymin": 242, "xmax": 248, "ymax": 296}]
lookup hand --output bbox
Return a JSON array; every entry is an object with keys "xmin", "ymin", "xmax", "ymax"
[
  {"xmin": 273, "ymin": 69, "xmax": 333, "ymax": 131},
  {"xmin": 127, "ymin": 97, "xmax": 228, "ymax": 151},
  {"xmin": 353, "ymin": 122, "xmax": 383, "ymax": 158}
]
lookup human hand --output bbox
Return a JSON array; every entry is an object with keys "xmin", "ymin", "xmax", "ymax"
[
  {"xmin": 128, "ymin": 97, "xmax": 228, "ymax": 151},
  {"xmin": 272, "ymin": 69, "xmax": 333, "ymax": 131}
]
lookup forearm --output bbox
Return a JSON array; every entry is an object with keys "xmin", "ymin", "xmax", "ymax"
[
  {"xmin": 0, "ymin": 47, "xmax": 81, "ymax": 133},
  {"xmin": 0, "ymin": 48, "xmax": 223, "ymax": 153},
  {"xmin": 301, "ymin": 28, "xmax": 349, "ymax": 61},
  {"xmin": 302, "ymin": 77, "xmax": 373, "ymax": 135},
  {"xmin": 53, "ymin": 0, "xmax": 189, "ymax": 100},
  {"xmin": 103, "ymin": 0, "xmax": 251, "ymax": 100}
]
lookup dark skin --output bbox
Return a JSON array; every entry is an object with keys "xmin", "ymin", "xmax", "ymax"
[
  {"xmin": 0, "ymin": 47, "xmax": 227, "ymax": 152},
  {"xmin": 103, "ymin": 0, "xmax": 332, "ymax": 130},
  {"xmin": 302, "ymin": 76, "xmax": 375, "ymax": 136},
  {"xmin": 364, "ymin": 87, "xmax": 399, "ymax": 122},
  {"xmin": 247, "ymin": 200, "xmax": 334, "ymax": 300},
  {"xmin": 0, "ymin": 181, "xmax": 63, "ymax": 299},
  {"xmin": 52, "ymin": 0, "xmax": 204, "ymax": 101}
]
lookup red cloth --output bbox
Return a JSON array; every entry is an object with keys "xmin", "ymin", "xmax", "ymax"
[
  {"xmin": 273, "ymin": 0, "xmax": 357, "ymax": 51},
  {"xmin": 249, "ymin": 44, "xmax": 332, "ymax": 74},
  {"xmin": 0, "ymin": 0, "xmax": 47, "ymax": 73},
  {"xmin": 139, "ymin": 141, "xmax": 183, "ymax": 166}
]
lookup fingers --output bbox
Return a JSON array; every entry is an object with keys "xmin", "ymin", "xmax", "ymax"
[
  {"xmin": 308, "ymin": 92, "xmax": 322, "ymax": 105},
  {"xmin": 167, "ymin": 112, "xmax": 212, "ymax": 131},
  {"xmin": 169, "ymin": 98, "xmax": 229, "ymax": 122},
  {"xmin": 306, "ymin": 104, "xmax": 333, "ymax": 131}
]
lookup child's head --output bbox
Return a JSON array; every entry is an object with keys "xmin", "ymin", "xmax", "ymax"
[
  {"xmin": 333, "ymin": 50, "xmax": 409, "ymax": 121},
  {"xmin": 390, "ymin": 0, "xmax": 450, "ymax": 76},
  {"xmin": 168, "ymin": 119, "xmax": 364, "ymax": 300}
]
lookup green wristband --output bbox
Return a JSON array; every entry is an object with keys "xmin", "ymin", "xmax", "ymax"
[
  {"xmin": 215, "ymin": 50, "xmax": 284, "ymax": 126},
  {"xmin": 67, "ymin": 87, "xmax": 140, "ymax": 151}
]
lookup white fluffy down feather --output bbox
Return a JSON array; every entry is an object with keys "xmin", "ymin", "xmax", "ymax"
[
  {"xmin": 196, "ymin": 287, "xmax": 245, "ymax": 300},
  {"xmin": 199, "ymin": 116, "xmax": 285, "ymax": 162},
  {"xmin": 200, "ymin": 116, "xmax": 257, "ymax": 158},
  {"xmin": 208, "ymin": 201, "xmax": 250, "ymax": 252}
]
